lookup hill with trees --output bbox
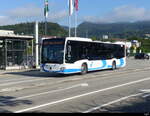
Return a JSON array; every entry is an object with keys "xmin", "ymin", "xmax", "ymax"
[
  {"xmin": 77, "ymin": 21, "xmax": 150, "ymax": 39},
  {"xmin": 0, "ymin": 22, "xmax": 68, "ymax": 37},
  {"xmin": 2, "ymin": 21, "xmax": 150, "ymax": 39}
]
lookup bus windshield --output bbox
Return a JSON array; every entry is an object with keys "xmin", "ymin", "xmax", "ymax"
[{"xmin": 41, "ymin": 38, "xmax": 65, "ymax": 64}]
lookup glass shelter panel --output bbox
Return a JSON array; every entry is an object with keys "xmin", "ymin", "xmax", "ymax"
[
  {"xmin": 0, "ymin": 39, "xmax": 5, "ymax": 69},
  {"xmin": 6, "ymin": 39, "xmax": 27, "ymax": 67}
]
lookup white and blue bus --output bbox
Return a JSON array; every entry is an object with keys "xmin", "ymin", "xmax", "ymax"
[{"xmin": 41, "ymin": 37, "xmax": 126, "ymax": 74}]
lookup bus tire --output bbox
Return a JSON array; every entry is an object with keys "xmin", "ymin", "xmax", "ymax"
[
  {"xmin": 80, "ymin": 63, "xmax": 88, "ymax": 75},
  {"xmin": 112, "ymin": 61, "xmax": 116, "ymax": 70},
  {"xmin": 147, "ymin": 56, "xmax": 149, "ymax": 60}
]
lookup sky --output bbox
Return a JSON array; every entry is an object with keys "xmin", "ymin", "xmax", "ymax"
[{"xmin": 1, "ymin": 0, "xmax": 150, "ymax": 26}]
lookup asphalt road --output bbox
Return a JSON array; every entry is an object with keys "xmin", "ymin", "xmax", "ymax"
[{"xmin": 0, "ymin": 57, "xmax": 150, "ymax": 113}]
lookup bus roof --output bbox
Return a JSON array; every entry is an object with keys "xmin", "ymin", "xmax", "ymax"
[
  {"xmin": 41, "ymin": 37, "xmax": 125, "ymax": 46},
  {"xmin": 66, "ymin": 37, "xmax": 92, "ymax": 42},
  {"xmin": 66, "ymin": 37, "xmax": 124, "ymax": 45}
]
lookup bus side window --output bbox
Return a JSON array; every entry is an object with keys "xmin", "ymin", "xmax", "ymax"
[
  {"xmin": 65, "ymin": 43, "xmax": 72, "ymax": 63},
  {"xmin": 68, "ymin": 45, "xmax": 71, "ymax": 57},
  {"xmin": 66, "ymin": 41, "xmax": 79, "ymax": 63},
  {"xmin": 113, "ymin": 45, "xmax": 125, "ymax": 59}
]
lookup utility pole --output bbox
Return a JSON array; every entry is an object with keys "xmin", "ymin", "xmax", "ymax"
[{"xmin": 45, "ymin": 17, "xmax": 47, "ymax": 36}]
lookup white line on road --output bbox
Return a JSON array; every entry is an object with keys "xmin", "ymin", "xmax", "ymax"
[
  {"xmin": 140, "ymin": 89, "xmax": 150, "ymax": 98},
  {"xmin": 140, "ymin": 89, "xmax": 150, "ymax": 93},
  {"xmin": 9, "ymin": 83, "xmax": 88, "ymax": 101},
  {"xmin": 82, "ymin": 67, "xmax": 150, "ymax": 80},
  {"xmin": 0, "ymin": 78, "xmax": 37, "ymax": 83},
  {"xmin": 83, "ymin": 93, "xmax": 143, "ymax": 113},
  {"xmin": 0, "ymin": 83, "xmax": 88, "ymax": 106},
  {"xmin": 0, "ymin": 78, "xmax": 50, "ymax": 86},
  {"xmin": 0, "ymin": 67, "xmax": 149, "ymax": 87},
  {"xmin": 14, "ymin": 76, "xmax": 150, "ymax": 113},
  {"xmin": 142, "ymin": 94, "xmax": 150, "ymax": 98}
]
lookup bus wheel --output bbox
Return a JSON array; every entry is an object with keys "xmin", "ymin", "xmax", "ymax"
[
  {"xmin": 147, "ymin": 56, "xmax": 149, "ymax": 60},
  {"xmin": 80, "ymin": 63, "xmax": 88, "ymax": 75},
  {"xmin": 112, "ymin": 61, "xmax": 116, "ymax": 70}
]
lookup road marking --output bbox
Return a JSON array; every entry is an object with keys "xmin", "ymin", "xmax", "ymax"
[
  {"xmin": 142, "ymin": 94, "xmax": 150, "ymax": 98},
  {"xmin": 0, "ymin": 67, "xmax": 149, "ymax": 88},
  {"xmin": 0, "ymin": 83, "xmax": 89, "ymax": 106},
  {"xmin": 81, "ymin": 83, "xmax": 89, "ymax": 87},
  {"xmin": 0, "ymin": 70, "xmax": 137, "ymax": 86},
  {"xmin": 82, "ymin": 67, "xmax": 150, "ymax": 80},
  {"xmin": 140, "ymin": 89, "xmax": 150, "ymax": 98},
  {"xmin": 140, "ymin": 89, "xmax": 150, "ymax": 93},
  {"xmin": 0, "ymin": 78, "xmax": 50, "ymax": 86},
  {"xmin": 7, "ymin": 83, "xmax": 88, "ymax": 101},
  {"xmin": 83, "ymin": 93, "xmax": 143, "ymax": 113},
  {"xmin": 14, "ymin": 76, "xmax": 150, "ymax": 113},
  {"xmin": 84, "ymin": 88, "xmax": 150, "ymax": 113},
  {"xmin": 0, "ymin": 78, "xmax": 37, "ymax": 83}
]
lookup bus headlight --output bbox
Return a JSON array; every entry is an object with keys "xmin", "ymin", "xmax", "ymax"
[{"xmin": 60, "ymin": 67, "xmax": 66, "ymax": 71}]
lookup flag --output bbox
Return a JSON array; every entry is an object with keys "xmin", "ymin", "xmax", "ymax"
[
  {"xmin": 74, "ymin": 0, "xmax": 78, "ymax": 11},
  {"xmin": 44, "ymin": 0, "xmax": 49, "ymax": 18},
  {"xmin": 68, "ymin": 0, "xmax": 74, "ymax": 16}
]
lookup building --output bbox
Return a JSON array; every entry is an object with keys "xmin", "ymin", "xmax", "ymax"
[
  {"xmin": 131, "ymin": 40, "xmax": 140, "ymax": 48},
  {"xmin": 102, "ymin": 35, "xmax": 109, "ymax": 39},
  {"xmin": 0, "ymin": 30, "xmax": 34, "ymax": 70}
]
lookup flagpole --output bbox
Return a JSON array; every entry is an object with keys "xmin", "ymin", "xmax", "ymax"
[
  {"xmin": 69, "ymin": 15, "xmax": 71, "ymax": 37},
  {"xmin": 44, "ymin": 0, "xmax": 49, "ymax": 36},
  {"xmin": 68, "ymin": 0, "xmax": 72, "ymax": 37},
  {"xmin": 74, "ymin": 0, "xmax": 78, "ymax": 37},
  {"xmin": 75, "ymin": 10, "xmax": 77, "ymax": 37}
]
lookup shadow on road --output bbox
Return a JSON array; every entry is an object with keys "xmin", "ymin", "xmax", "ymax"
[
  {"xmin": 5, "ymin": 70, "xmax": 73, "ymax": 78},
  {"xmin": 100, "ymin": 97, "xmax": 150, "ymax": 113},
  {"xmin": 5, "ymin": 68, "xmax": 113, "ymax": 79},
  {"xmin": 84, "ymin": 96, "xmax": 150, "ymax": 113},
  {"xmin": 0, "ymin": 96, "xmax": 33, "ymax": 113},
  {"xmin": 60, "ymin": 95, "xmax": 150, "ymax": 113}
]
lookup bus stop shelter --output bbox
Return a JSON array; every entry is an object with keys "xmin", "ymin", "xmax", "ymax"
[{"xmin": 0, "ymin": 31, "xmax": 34, "ymax": 70}]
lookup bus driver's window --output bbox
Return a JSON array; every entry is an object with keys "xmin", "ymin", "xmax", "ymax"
[{"xmin": 65, "ymin": 44, "xmax": 72, "ymax": 63}]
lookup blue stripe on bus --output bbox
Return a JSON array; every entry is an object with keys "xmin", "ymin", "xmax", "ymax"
[
  {"xmin": 107, "ymin": 58, "xmax": 125, "ymax": 68},
  {"xmin": 88, "ymin": 60, "xmax": 107, "ymax": 71},
  {"xmin": 117, "ymin": 58, "xmax": 124, "ymax": 67},
  {"xmin": 41, "ymin": 58, "xmax": 125, "ymax": 74},
  {"xmin": 63, "ymin": 69, "xmax": 81, "ymax": 73}
]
